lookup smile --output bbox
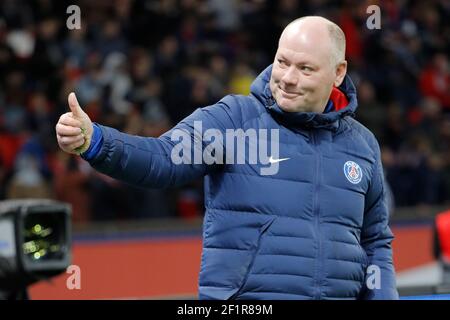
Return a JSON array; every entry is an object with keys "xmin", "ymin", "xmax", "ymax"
[{"xmin": 279, "ymin": 87, "xmax": 299, "ymax": 98}]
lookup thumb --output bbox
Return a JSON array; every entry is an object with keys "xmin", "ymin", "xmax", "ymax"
[{"xmin": 68, "ymin": 92, "xmax": 83, "ymax": 117}]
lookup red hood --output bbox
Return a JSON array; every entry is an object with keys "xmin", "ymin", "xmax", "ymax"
[{"xmin": 330, "ymin": 87, "xmax": 349, "ymax": 111}]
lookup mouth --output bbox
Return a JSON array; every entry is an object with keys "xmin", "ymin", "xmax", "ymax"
[{"xmin": 279, "ymin": 87, "xmax": 299, "ymax": 99}]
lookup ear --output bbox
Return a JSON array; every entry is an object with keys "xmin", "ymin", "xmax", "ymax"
[{"xmin": 334, "ymin": 60, "xmax": 347, "ymax": 87}]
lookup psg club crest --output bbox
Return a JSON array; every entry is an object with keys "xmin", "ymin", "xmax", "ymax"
[{"xmin": 344, "ymin": 161, "xmax": 362, "ymax": 184}]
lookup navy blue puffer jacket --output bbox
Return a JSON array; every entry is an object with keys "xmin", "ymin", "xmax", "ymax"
[{"xmin": 85, "ymin": 65, "xmax": 398, "ymax": 300}]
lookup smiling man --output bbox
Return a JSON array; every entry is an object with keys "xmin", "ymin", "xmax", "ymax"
[
  {"xmin": 56, "ymin": 16, "xmax": 398, "ymax": 300},
  {"xmin": 270, "ymin": 17, "xmax": 347, "ymax": 113}
]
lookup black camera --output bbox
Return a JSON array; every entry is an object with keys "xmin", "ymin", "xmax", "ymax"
[{"xmin": 0, "ymin": 199, "xmax": 72, "ymax": 299}]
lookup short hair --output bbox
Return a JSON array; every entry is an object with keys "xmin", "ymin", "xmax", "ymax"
[
  {"xmin": 286, "ymin": 16, "xmax": 346, "ymax": 67},
  {"xmin": 326, "ymin": 22, "xmax": 346, "ymax": 67}
]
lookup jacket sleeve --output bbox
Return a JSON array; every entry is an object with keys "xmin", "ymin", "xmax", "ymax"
[
  {"xmin": 360, "ymin": 138, "xmax": 399, "ymax": 300},
  {"xmin": 85, "ymin": 97, "xmax": 241, "ymax": 188}
]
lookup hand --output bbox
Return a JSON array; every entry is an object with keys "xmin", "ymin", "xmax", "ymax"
[{"xmin": 56, "ymin": 92, "xmax": 93, "ymax": 155}]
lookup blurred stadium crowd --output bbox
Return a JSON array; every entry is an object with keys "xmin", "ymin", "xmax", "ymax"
[{"xmin": 0, "ymin": 0, "xmax": 449, "ymax": 223}]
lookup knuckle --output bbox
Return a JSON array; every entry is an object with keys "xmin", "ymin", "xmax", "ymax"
[{"xmin": 61, "ymin": 113, "xmax": 71, "ymax": 122}]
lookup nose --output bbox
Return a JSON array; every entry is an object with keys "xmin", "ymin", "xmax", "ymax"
[{"xmin": 281, "ymin": 66, "xmax": 298, "ymax": 87}]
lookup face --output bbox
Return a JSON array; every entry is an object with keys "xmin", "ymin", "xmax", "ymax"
[{"xmin": 269, "ymin": 29, "xmax": 346, "ymax": 113}]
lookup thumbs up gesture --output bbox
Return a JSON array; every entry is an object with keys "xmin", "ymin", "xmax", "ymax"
[{"xmin": 56, "ymin": 92, "xmax": 93, "ymax": 155}]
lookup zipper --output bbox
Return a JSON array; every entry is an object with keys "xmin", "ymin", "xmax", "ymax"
[{"xmin": 311, "ymin": 131, "xmax": 322, "ymax": 300}]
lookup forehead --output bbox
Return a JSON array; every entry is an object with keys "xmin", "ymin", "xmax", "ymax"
[
  {"xmin": 277, "ymin": 27, "xmax": 332, "ymax": 65},
  {"xmin": 276, "ymin": 47, "xmax": 323, "ymax": 66}
]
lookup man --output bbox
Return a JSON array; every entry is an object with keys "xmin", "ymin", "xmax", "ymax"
[{"xmin": 56, "ymin": 16, "xmax": 398, "ymax": 299}]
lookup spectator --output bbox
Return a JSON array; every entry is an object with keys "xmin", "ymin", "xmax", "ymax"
[
  {"xmin": 419, "ymin": 53, "xmax": 450, "ymax": 110},
  {"xmin": 6, "ymin": 153, "xmax": 53, "ymax": 199}
]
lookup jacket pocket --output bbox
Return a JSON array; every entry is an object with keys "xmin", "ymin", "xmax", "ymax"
[{"xmin": 228, "ymin": 217, "xmax": 276, "ymax": 300}]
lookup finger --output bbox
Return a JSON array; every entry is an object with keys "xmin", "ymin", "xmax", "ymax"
[
  {"xmin": 59, "ymin": 113, "xmax": 83, "ymax": 127},
  {"xmin": 56, "ymin": 123, "xmax": 82, "ymax": 136},
  {"xmin": 68, "ymin": 92, "xmax": 84, "ymax": 117},
  {"xmin": 58, "ymin": 134, "xmax": 85, "ymax": 146},
  {"xmin": 68, "ymin": 138, "xmax": 86, "ymax": 151}
]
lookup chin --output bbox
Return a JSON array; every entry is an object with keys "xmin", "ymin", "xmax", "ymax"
[
  {"xmin": 277, "ymin": 99, "xmax": 304, "ymax": 113},
  {"xmin": 278, "ymin": 104, "xmax": 298, "ymax": 112}
]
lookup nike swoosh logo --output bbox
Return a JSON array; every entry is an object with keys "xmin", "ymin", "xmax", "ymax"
[{"xmin": 268, "ymin": 156, "xmax": 290, "ymax": 164}]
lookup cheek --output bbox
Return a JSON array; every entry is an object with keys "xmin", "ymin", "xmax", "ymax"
[
  {"xmin": 271, "ymin": 68, "xmax": 283, "ymax": 82},
  {"xmin": 297, "ymin": 78, "xmax": 317, "ymax": 92},
  {"xmin": 300, "ymin": 75, "xmax": 329, "ymax": 91}
]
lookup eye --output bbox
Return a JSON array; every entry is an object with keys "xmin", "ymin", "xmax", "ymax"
[
  {"xmin": 277, "ymin": 59, "xmax": 288, "ymax": 68},
  {"xmin": 301, "ymin": 66, "xmax": 313, "ymax": 72}
]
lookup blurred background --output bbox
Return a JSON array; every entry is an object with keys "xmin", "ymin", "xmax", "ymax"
[{"xmin": 0, "ymin": 0, "xmax": 449, "ymax": 299}]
